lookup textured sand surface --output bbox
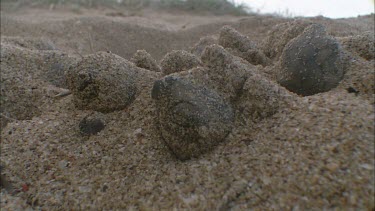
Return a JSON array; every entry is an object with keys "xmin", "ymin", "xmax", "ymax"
[{"xmin": 1, "ymin": 6, "xmax": 374, "ymax": 210}]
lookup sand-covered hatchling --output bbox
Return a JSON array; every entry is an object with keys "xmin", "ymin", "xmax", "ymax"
[
  {"xmin": 151, "ymin": 43, "xmax": 293, "ymax": 159},
  {"xmin": 41, "ymin": 51, "xmax": 79, "ymax": 88},
  {"xmin": 340, "ymin": 31, "xmax": 375, "ymax": 61},
  {"xmin": 200, "ymin": 44, "xmax": 252, "ymax": 101},
  {"xmin": 261, "ymin": 19, "xmax": 313, "ymax": 60},
  {"xmin": 219, "ymin": 26, "xmax": 255, "ymax": 52},
  {"xmin": 151, "ymin": 76, "xmax": 234, "ymax": 160},
  {"xmin": 130, "ymin": 49, "xmax": 161, "ymax": 72},
  {"xmin": 235, "ymin": 72, "xmax": 295, "ymax": 122},
  {"xmin": 190, "ymin": 36, "xmax": 217, "ymax": 58},
  {"xmin": 277, "ymin": 24, "xmax": 344, "ymax": 96},
  {"xmin": 197, "ymin": 44, "xmax": 294, "ymax": 121},
  {"xmin": 160, "ymin": 50, "xmax": 201, "ymax": 75},
  {"xmin": 0, "ymin": 42, "xmax": 77, "ymax": 128},
  {"xmin": 66, "ymin": 51, "xmax": 138, "ymax": 112},
  {"xmin": 218, "ymin": 26, "xmax": 271, "ymax": 66}
]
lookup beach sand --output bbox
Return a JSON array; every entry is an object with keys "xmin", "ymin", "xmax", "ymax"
[{"xmin": 1, "ymin": 5, "xmax": 374, "ymax": 210}]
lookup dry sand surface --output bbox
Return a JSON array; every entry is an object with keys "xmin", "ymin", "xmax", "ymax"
[{"xmin": 0, "ymin": 6, "xmax": 374, "ymax": 210}]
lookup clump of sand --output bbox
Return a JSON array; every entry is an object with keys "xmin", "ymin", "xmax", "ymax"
[
  {"xmin": 0, "ymin": 9, "xmax": 374, "ymax": 210},
  {"xmin": 160, "ymin": 50, "xmax": 201, "ymax": 75},
  {"xmin": 131, "ymin": 50, "xmax": 161, "ymax": 72}
]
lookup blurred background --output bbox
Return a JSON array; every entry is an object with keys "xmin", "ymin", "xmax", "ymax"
[
  {"xmin": 1, "ymin": 0, "xmax": 374, "ymax": 18},
  {"xmin": 234, "ymin": 0, "xmax": 374, "ymax": 18}
]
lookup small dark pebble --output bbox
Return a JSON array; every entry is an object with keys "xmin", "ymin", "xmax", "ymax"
[
  {"xmin": 241, "ymin": 139, "xmax": 254, "ymax": 145},
  {"xmin": 79, "ymin": 116, "xmax": 105, "ymax": 136},
  {"xmin": 347, "ymin": 87, "xmax": 359, "ymax": 94},
  {"xmin": 102, "ymin": 185, "xmax": 109, "ymax": 192}
]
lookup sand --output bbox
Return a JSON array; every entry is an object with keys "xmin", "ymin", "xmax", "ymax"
[{"xmin": 0, "ymin": 5, "xmax": 374, "ymax": 210}]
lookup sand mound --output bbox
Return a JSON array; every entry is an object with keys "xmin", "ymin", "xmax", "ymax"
[
  {"xmin": 340, "ymin": 31, "xmax": 375, "ymax": 61},
  {"xmin": 0, "ymin": 8, "xmax": 374, "ymax": 210},
  {"xmin": 1, "ymin": 36, "xmax": 56, "ymax": 51}
]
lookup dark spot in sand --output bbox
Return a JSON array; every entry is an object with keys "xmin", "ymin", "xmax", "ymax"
[
  {"xmin": 79, "ymin": 116, "xmax": 105, "ymax": 136},
  {"xmin": 347, "ymin": 87, "xmax": 359, "ymax": 94},
  {"xmin": 102, "ymin": 184, "xmax": 109, "ymax": 192}
]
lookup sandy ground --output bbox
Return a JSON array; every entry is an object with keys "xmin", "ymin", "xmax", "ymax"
[{"xmin": 0, "ymin": 5, "xmax": 374, "ymax": 210}]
